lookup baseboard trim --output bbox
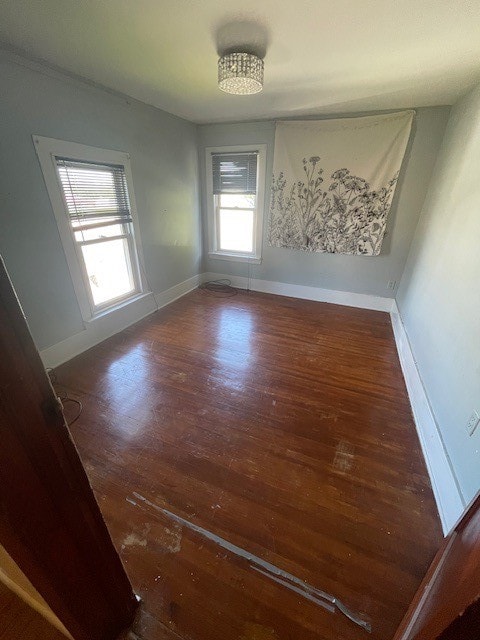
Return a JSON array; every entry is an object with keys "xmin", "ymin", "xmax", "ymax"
[
  {"xmin": 40, "ymin": 271, "xmax": 465, "ymax": 533},
  {"xmin": 390, "ymin": 301, "xmax": 465, "ymax": 534},
  {"xmin": 40, "ymin": 274, "xmax": 202, "ymax": 368},
  {"xmin": 153, "ymin": 273, "xmax": 203, "ymax": 309},
  {"xmin": 40, "ymin": 273, "xmax": 394, "ymax": 368},
  {"xmin": 204, "ymin": 272, "xmax": 394, "ymax": 312}
]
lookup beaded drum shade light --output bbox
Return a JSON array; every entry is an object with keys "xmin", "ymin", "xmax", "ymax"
[{"xmin": 218, "ymin": 52, "xmax": 264, "ymax": 95}]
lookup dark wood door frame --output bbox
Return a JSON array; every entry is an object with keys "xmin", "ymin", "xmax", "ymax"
[
  {"xmin": 394, "ymin": 493, "xmax": 480, "ymax": 640},
  {"xmin": 0, "ymin": 256, "xmax": 138, "ymax": 640}
]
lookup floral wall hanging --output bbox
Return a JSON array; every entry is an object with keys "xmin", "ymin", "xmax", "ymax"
[{"xmin": 269, "ymin": 111, "xmax": 414, "ymax": 256}]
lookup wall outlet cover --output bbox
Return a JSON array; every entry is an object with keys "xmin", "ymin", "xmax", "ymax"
[{"xmin": 466, "ymin": 411, "xmax": 480, "ymax": 436}]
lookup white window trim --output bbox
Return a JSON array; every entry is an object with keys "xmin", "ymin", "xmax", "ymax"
[
  {"xmin": 33, "ymin": 135, "xmax": 148, "ymax": 323},
  {"xmin": 205, "ymin": 144, "xmax": 267, "ymax": 264}
]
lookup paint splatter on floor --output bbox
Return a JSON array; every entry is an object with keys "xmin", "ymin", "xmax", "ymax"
[
  {"xmin": 122, "ymin": 532, "xmax": 148, "ymax": 549},
  {"xmin": 241, "ymin": 623, "xmax": 279, "ymax": 640},
  {"xmin": 156, "ymin": 523, "xmax": 182, "ymax": 554},
  {"xmin": 333, "ymin": 440, "xmax": 355, "ymax": 473},
  {"xmin": 171, "ymin": 372, "xmax": 187, "ymax": 383}
]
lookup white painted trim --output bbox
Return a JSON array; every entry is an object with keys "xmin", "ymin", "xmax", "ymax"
[
  {"xmin": 204, "ymin": 272, "xmax": 394, "ymax": 312},
  {"xmin": 390, "ymin": 301, "xmax": 465, "ymax": 534},
  {"xmin": 205, "ymin": 144, "xmax": 267, "ymax": 262},
  {"xmin": 153, "ymin": 273, "xmax": 202, "ymax": 309},
  {"xmin": 208, "ymin": 252, "xmax": 262, "ymax": 264},
  {"xmin": 40, "ymin": 274, "xmax": 202, "ymax": 368},
  {"xmin": 33, "ymin": 135, "xmax": 147, "ymax": 321},
  {"xmin": 40, "ymin": 271, "xmax": 393, "ymax": 367}
]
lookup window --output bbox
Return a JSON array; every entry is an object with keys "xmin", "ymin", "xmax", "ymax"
[
  {"xmin": 34, "ymin": 136, "xmax": 146, "ymax": 321},
  {"xmin": 56, "ymin": 158, "xmax": 140, "ymax": 309},
  {"xmin": 206, "ymin": 145, "xmax": 266, "ymax": 263}
]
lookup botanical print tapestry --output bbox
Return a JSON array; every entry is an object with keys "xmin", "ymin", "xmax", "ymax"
[{"xmin": 269, "ymin": 111, "xmax": 414, "ymax": 255}]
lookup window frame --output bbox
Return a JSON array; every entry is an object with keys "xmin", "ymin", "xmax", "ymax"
[
  {"xmin": 34, "ymin": 136, "xmax": 147, "ymax": 322},
  {"xmin": 205, "ymin": 144, "xmax": 267, "ymax": 264}
]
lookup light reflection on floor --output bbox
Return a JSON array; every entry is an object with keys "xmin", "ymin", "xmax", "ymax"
[
  {"xmin": 102, "ymin": 344, "xmax": 159, "ymax": 437},
  {"xmin": 212, "ymin": 306, "xmax": 255, "ymax": 391}
]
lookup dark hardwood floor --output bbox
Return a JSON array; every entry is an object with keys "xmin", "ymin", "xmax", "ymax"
[{"xmin": 55, "ymin": 289, "xmax": 441, "ymax": 640}]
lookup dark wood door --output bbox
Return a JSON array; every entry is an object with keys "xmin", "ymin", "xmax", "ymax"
[
  {"xmin": 394, "ymin": 493, "xmax": 480, "ymax": 640},
  {"xmin": 0, "ymin": 256, "xmax": 138, "ymax": 640}
]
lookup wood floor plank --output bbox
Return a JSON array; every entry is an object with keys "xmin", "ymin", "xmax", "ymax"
[{"xmin": 55, "ymin": 290, "xmax": 442, "ymax": 640}]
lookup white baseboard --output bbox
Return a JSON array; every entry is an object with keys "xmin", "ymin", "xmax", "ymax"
[
  {"xmin": 390, "ymin": 301, "xmax": 465, "ymax": 534},
  {"xmin": 154, "ymin": 273, "xmax": 203, "ymax": 309},
  {"xmin": 40, "ymin": 274, "xmax": 202, "ymax": 368},
  {"xmin": 40, "ymin": 272, "xmax": 393, "ymax": 368},
  {"xmin": 41, "ymin": 271, "xmax": 462, "ymax": 533},
  {"xmin": 204, "ymin": 272, "xmax": 394, "ymax": 312}
]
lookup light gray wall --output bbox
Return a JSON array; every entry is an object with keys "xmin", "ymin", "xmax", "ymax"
[
  {"xmin": 0, "ymin": 52, "xmax": 201, "ymax": 350},
  {"xmin": 198, "ymin": 108, "xmax": 450, "ymax": 297},
  {"xmin": 397, "ymin": 85, "xmax": 480, "ymax": 504}
]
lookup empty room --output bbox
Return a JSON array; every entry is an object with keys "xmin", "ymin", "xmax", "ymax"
[{"xmin": 0, "ymin": 2, "xmax": 479, "ymax": 640}]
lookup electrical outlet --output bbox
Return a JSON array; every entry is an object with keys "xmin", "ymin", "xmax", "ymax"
[
  {"xmin": 466, "ymin": 411, "xmax": 480, "ymax": 436},
  {"xmin": 387, "ymin": 280, "xmax": 397, "ymax": 290}
]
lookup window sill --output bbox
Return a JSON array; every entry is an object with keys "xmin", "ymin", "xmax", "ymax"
[
  {"xmin": 85, "ymin": 291, "xmax": 154, "ymax": 324},
  {"xmin": 208, "ymin": 252, "xmax": 262, "ymax": 265}
]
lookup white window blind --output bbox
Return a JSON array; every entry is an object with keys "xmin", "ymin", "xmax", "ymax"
[
  {"xmin": 212, "ymin": 152, "xmax": 258, "ymax": 195},
  {"xmin": 54, "ymin": 156, "xmax": 141, "ymax": 311},
  {"xmin": 34, "ymin": 136, "xmax": 147, "ymax": 321},
  {"xmin": 56, "ymin": 158, "xmax": 133, "ymax": 230}
]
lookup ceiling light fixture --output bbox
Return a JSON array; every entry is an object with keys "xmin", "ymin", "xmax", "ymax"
[{"xmin": 218, "ymin": 52, "xmax": 264, "ymax": 95}]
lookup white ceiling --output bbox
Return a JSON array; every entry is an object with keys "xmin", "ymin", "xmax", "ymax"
[{"xmin": 1, "ymin": 0, "xmax": 480, "ymax": 124}]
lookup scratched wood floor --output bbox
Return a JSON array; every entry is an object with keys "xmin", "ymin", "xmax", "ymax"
[{"xmin": 56, "ymin": 289, "xmax": 441, "ymax": 640}]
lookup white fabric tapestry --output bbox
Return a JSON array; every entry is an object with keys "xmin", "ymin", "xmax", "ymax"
[{"xmin": 269, "ymin": 111, "xmax": 414, "ymax": 256}]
